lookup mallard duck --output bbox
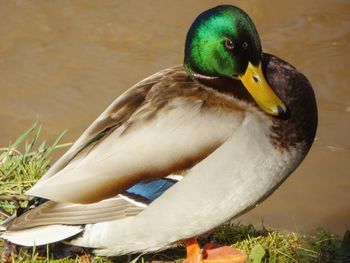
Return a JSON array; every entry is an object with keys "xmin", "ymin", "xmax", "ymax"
[{"xmin": 1, "ymin": 4, "xmax": 317, "ymax": 262}]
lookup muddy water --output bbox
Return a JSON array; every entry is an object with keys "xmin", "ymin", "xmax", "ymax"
[{"xmin": 0, "ymin": 0, "xmax": 349, "ymax": 236}]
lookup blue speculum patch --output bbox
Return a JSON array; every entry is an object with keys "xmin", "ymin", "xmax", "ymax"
[{"xmin": 125, "ymin": 178, "xmax": 176, "ymax": 202}]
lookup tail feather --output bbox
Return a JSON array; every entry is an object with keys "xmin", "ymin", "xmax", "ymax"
[
  {"xmin": 1, "ymin": 214, "xmax": 17, "ymax": 230},
  {"xmin": 2, "ymin": 225, "xmax": 83, "ymax": 246}
]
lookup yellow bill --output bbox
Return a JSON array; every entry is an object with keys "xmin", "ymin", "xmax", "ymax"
[{"xmin": 239, "ymin": 62, "xmax": 287, "ymax": 116}]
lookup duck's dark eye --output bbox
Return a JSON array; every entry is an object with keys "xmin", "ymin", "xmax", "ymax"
[{"xmin": 224, "ymin": 39, "xmax": 235, "ymax": 50}]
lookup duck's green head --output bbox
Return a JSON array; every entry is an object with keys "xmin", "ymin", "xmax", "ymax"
[{"xmin": 184, "ymin": 5, "xmax": 287, "ymax": 117}]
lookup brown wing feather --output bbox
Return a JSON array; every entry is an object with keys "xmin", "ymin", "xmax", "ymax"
[
  {"xmin": 26, "ymin": 66, "xmax": 242, "ymax": 204},
  {"xmin": 7, "ymin": 197, "xmax": 143, "ymax": 231},
  {"xmin": 38, "ymin": 68, "xmax": 171, "ymax": 182}
]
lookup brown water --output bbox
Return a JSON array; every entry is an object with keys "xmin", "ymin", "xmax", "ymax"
[{"xmin": 0, "ymin": 0, "xmax": 349, "ymax": 236}]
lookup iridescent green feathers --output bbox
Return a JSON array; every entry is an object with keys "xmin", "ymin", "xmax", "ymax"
[{"xmin": 184, "ymin": 5, "xmax": 262, "ymax": 78}]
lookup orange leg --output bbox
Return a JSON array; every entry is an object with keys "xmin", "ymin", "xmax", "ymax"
[
  {"xmin": 202, "ymin": 244, "xmax": 247, "ymax": 263},
  {"xmin": 183, "ymin": 238, "xmax": 202, "ymax": 263},
  {"xmin": 182, "ymin": 238, "xmax": 247, "ymax": 263}
]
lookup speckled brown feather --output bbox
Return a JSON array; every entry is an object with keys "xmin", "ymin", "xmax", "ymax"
[{"xmin": 37, "ymin": 70, "xmax": 166, "ymax": 182}]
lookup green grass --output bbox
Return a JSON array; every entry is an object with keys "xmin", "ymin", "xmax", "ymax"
[
  {"xmin": 0, "ymin": 123, "xmax": 71, "ymax": 216},
  {"xmin": 0, "ymin": 125, "xmax": 349, "ymax": 262}
]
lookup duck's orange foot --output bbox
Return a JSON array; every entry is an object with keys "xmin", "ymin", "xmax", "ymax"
[
  {"xmin": 202, "ymin": 243, "xmax": 247, "ymax": 263},
  {"xmin": 183, "ymin": 239, "xmax": 247, "ymax": 263}
]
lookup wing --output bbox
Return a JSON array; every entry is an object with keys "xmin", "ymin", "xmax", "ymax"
[
  {"xmin": 6, "ymin": 176, "xmax": 181, "ymax": 231},
  {"xmin": 27, "ymin": 67, "xmax": 245, "ymax": 204},
  {"xmin": 37, "ymin": 68, "xmax": 171, "ymax": 182},
  {"xmin": 5, "ymin": 196, "xmax": 142, "ymax": 231},
  {"xmin": 2, "ymin": 176, "xmax": 182, "ymax": 246}
]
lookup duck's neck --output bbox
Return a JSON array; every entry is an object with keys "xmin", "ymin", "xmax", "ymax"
[{"xmin": 263, "ymin": 53, "xmax": 318, "ymax": 153}]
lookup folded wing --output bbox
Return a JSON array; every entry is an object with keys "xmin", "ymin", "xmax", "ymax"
[{"xmin": 27, "ymin": 67, "xmax": 244, "ymax": 204}]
